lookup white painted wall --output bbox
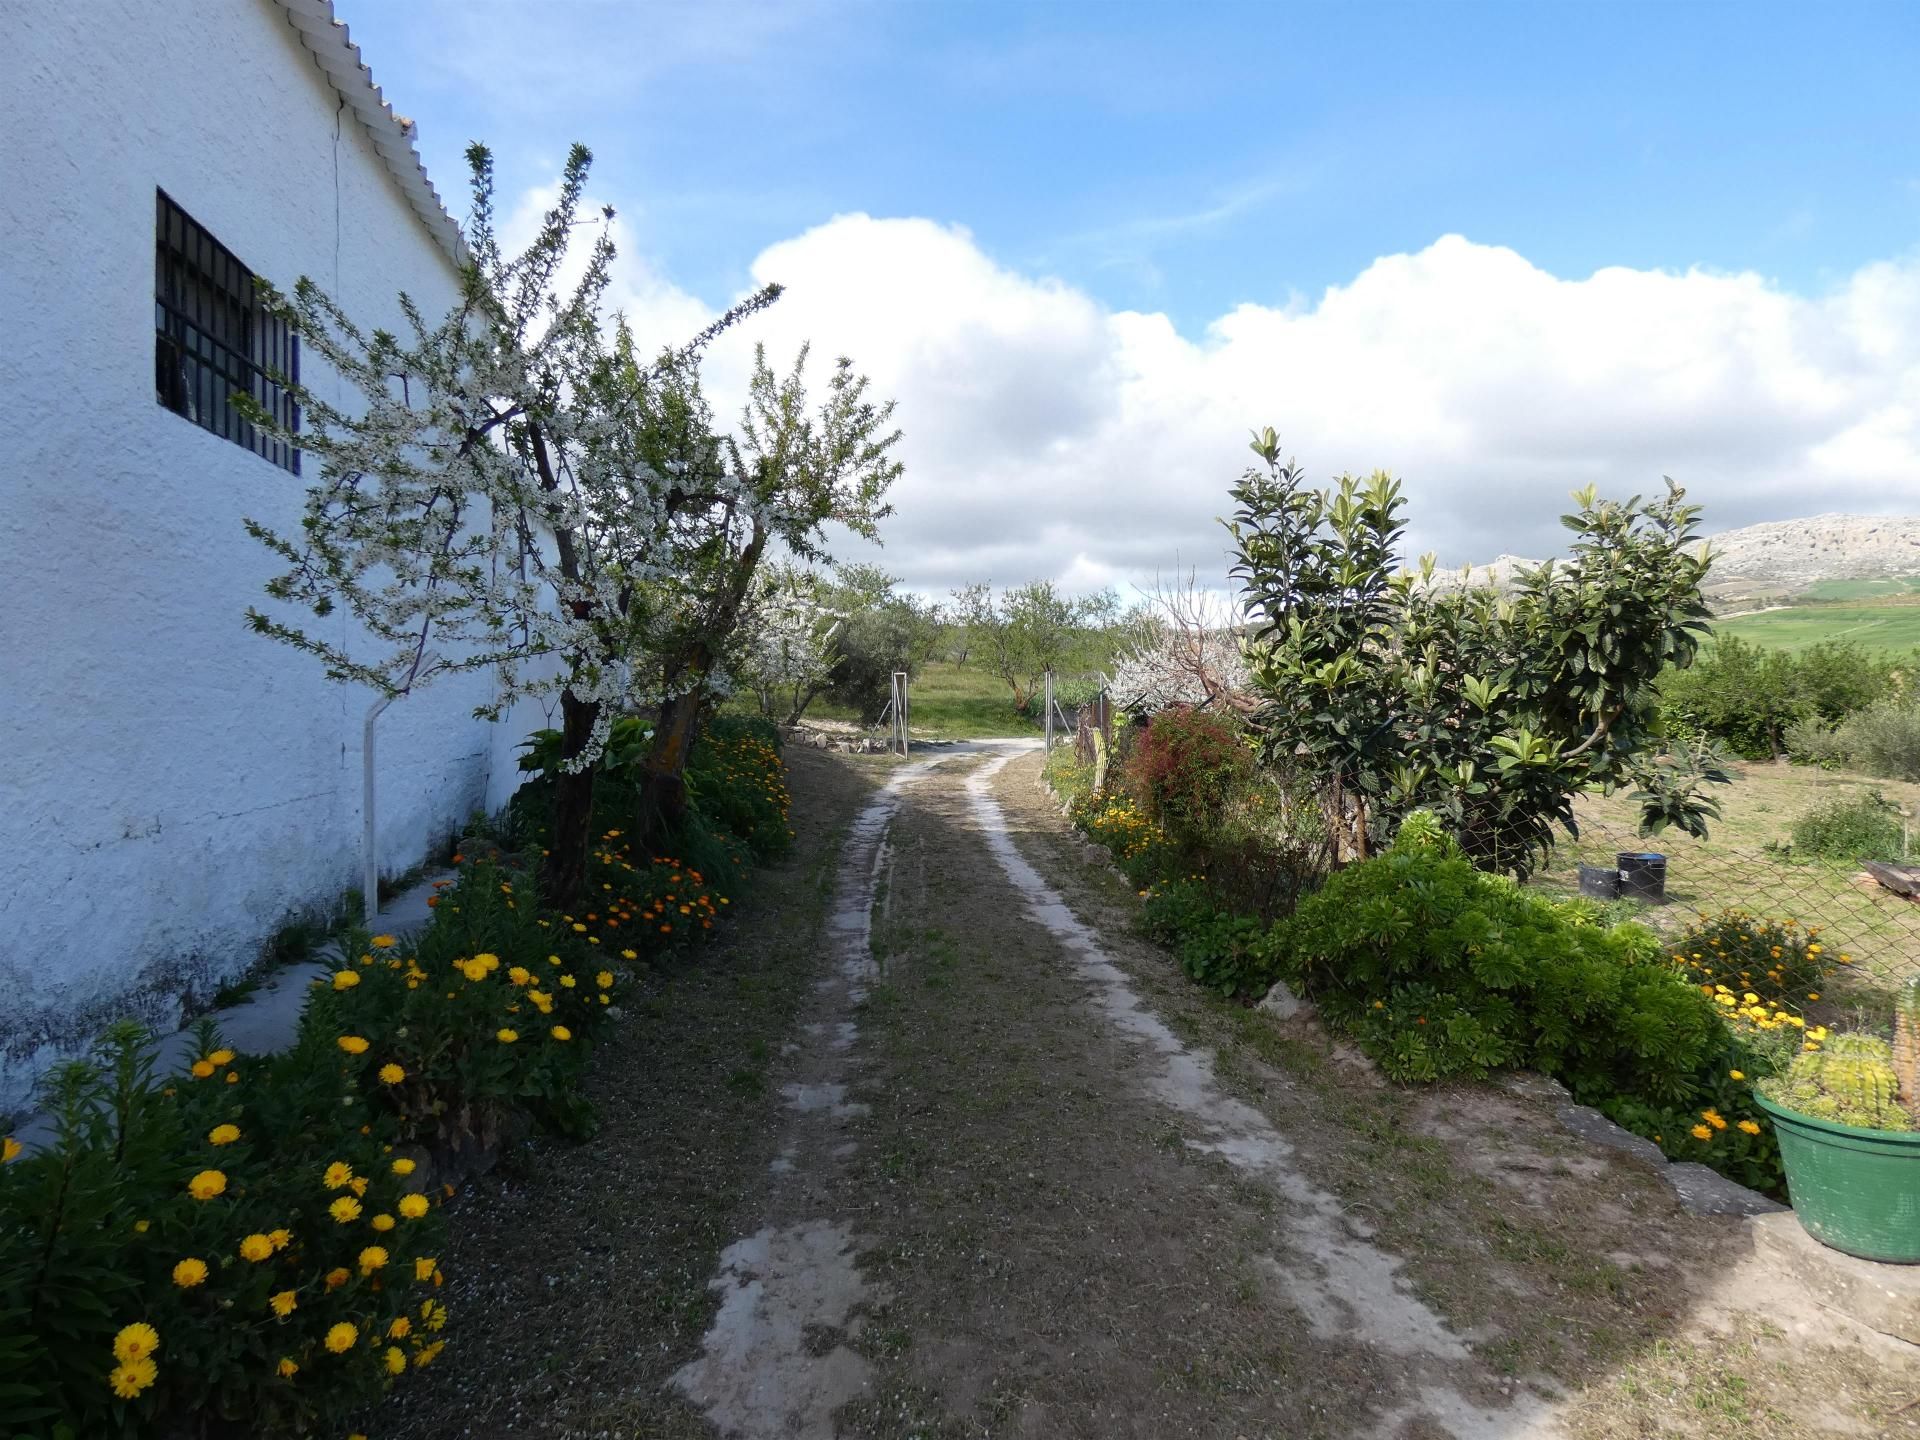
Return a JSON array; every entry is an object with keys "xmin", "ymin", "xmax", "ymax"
[{"xmin": 0, "ymin": 0, "xmax": 541, "ymax": 1109}]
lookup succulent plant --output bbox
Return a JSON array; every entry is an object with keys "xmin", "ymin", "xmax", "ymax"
[
  {"xmin": 1896, "ymin": 977, "xmax": 1920, "ymax": 1106},
  {"xmin": 1764, "ymin": 1033, "xmax": 1914, "ymax": 1131}
]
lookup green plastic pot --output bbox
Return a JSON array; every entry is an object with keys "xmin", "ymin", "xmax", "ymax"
[{"xmin": 1755, "ymin": 1093, "xmax": 1920, "ymax": 1263}]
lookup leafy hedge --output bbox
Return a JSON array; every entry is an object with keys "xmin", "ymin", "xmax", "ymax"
[{"xmin": 0, "ymin": 719, "xmax": 791, "ymax": 1437}]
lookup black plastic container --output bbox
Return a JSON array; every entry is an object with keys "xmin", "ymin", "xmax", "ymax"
[
  {"xmin": 1616, "ymin": 851, "xmax": 1668, "ymax": 903},
  {"xmin": 1578, "ymin": 863, "xmax": 1622, "ymax": 900}
]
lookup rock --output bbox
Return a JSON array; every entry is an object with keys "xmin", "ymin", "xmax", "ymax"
[
  {"xmin": 1751, "ymin": 1210, "xmax": 1920, "ymax": 1344},
  {"xmin": 1663, "ymin": 1160, "xmax": 1789, "ymax": 1218},
  {"xmin": 1501, "ymin": 1071, "xmax": 1571, "ymax": 1104},
  {"xmin": 1255, "ymin": 980, "xmax": 1308, "ymax": 1022},
  {"xmin": 1554, "ymin": 1102, "xmax": 1667, "ymax": 1171}
]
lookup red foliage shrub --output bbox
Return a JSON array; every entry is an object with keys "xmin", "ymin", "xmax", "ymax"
[{"xmin": 1121, "ymin": 707, "xmax": 1253, "ymax": 837}]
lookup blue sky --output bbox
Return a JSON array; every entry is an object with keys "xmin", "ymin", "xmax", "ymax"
[
  {"xmin": 348, "ymin": 0, "xmax": 1916, "ymax": 331},
  {"xmin": 340, "ymin": 1, "xmax": 1920, "ymax": 590}
]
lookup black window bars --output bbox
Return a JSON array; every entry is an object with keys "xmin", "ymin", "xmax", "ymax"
[{"xmin": 154, "ymin": 190, "xmax": 300, "ymax": 473}]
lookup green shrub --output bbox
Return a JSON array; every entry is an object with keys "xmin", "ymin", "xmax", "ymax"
[
  {"xmin": 1784, "ymin": 715, "xmax": 1849, "ymax": 769},
  {"xmin": 1284, "ymin": 814, "xmax": 1726, "ymax": 1100},
  {"xmin": 1787, "ymin": 789, "xmax": 1905, "ymax": 862},
  {"xmin": 1138, "ymin": 879, "xmax": 1283, "ymax": 998},
  {"xmin": 1835, "ymin": 699, "xmax": 1920, "ymax": 781}
]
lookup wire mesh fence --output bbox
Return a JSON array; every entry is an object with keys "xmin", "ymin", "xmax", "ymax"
[{"xmin": 1526, "ymin": 816, "xmax": 1920, "ymax": 988}]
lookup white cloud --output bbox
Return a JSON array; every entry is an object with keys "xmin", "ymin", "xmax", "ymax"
[{"xmin": 520, "ymin": 187, "xmax": 1920, "ymax": 595}]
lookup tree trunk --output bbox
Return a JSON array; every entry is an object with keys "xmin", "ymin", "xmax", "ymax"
[
  {"xmin": 639, "ymin": 689, "xmax": 702, "ymax": 845},
  {"xmin": 542, "ymin": 688, "xmax": 600, "ymax": 911}
]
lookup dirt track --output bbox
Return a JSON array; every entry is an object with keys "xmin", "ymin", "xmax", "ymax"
[{"xmin": 384, "ymin": 742, "xmax": 1920, "ymax": 1440}]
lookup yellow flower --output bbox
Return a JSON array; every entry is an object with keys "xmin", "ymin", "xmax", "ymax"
[
  {"xmin": 133, "ymin": 1219, "xmax": 150, "ymax": 1233},
  {"xmin": 190, "ymin": 1059, "xmax": 216, "ymax": 1079},
  {"xmin": 350, "ymin": 1175, "xmax": 368, "ymax": 1197},
  {"xmin": 378, "ymin": 1063, "xmax": 406, "ymax": 1084},
  {"xmin": 325, "ymin": 1322, "xmax": 358, "ymax": 1354},
  {"xmin": 507, "ymin": 966, "xmax": 532, "ymax": 986},
  {"xmin": 551, "ymin": 1025, "xmax": 573, "ymax": 1042},
  {"xmin": 1807, "ymin": 992, "xmax": 1821, "ymax": 1001},
  {"xmin": 358, "ymin": 1245, "xmax": 389, "ymax": 1275},
  {"xmin": 336, "ymin": 1035, "xmax": 370, "ymax": 1055},
  {"xmin": 323, "ymin": 1161, "xmax": 354, "ymax": 1190},
  {"xmin": 1737, "ymin": 1119, "xmax": 1763, "ymax": 1136},
  {"xmin": 332, "ymin": 970, "xmax": 361, "ymax": 991},
  {"xmin": 1728, "ymin": 1070, "xmax": 1745, "ymax": 1081},
  {"xmin": 324, "ymin": 1267, "xmax": 351, "ymax": 1290},
  {"xmin": 496, "ymin": 1028, "xmax": 518, "ymax": 1044},
  {"xmin": 596, "ymin": 971, "xmax": 614, "ymax": 989},
  {"xmin": 239, "ymin": 1234, "xmax": 274, "ymax": 1263},
  {"xmin": 472, "ymin": 952, "xmax": 500, "ymax": 973},
  {"xmin": 208, "ymin": 1123, "xmax": 241, "ymax": 1146},
  {"xmin": 187, "ymin": 1169, "xmax": 227, "ymax": 1201},
  {"xmin": 371, "ymin": 935, "xmax": 397, "ymax": 948},
  {"xmin": 385, "ymin": 1345, "xmax": 407, "ymax": 1375},
  {"xmin": 2, "ymin": 1137, "xmax": 21, "ymax": 1163},
  {"xmin": 414, "ymin": 1257, "xmax": 437, "ymax": 1282},
  {"xmin": 399, "ymin": 1194, "xmax": 430, "ymax": 1220},
  {"xmin": 621, "ymin": 949, "xmax": 637, "ymax": 960},
  {"xmin": 560, "ymin": 974, "xmax": 577, "ymax": 989},
  {"xmin": 171, "ymin": 1258, "xmax": 207, "ymax": 1288},
  {"xmin": 208, "ymin": 1049, "xmax": 235, "ymax": 1066},
  {"xmin": 388, "ymin": 1315, "xmax": 412, "ymax": 1339},
  {"xmin": 108, "ymin": 1356, "xmax": 158, "ymax": 1398},
  {"xmin": 370, "ymin": 1213, "xmax": 396, "ymax": 1232},
  {"xmin": 1690, "ymin": 1124, "xmax": 1713, "ymax": 1141},
  {"xmin": 329, "ymin": 1196, "xmax": 363, "ymax": 1224},
  {"xmin": 268, "ymin": 1228, "xmax": 291, "ymax": 1251},
  {"xmin": 268, "ymin": 1289, "xmax": 297, "ymax": 1317},
  {"xmin": 572, "ymin": 922, "xmax": 587, "ymax": 932},
  {"xmin": 391, "ymin": 1157, "xmax": 417, "ymax": 1177},
  {"xmin": 277, "ymin": 1356, "xmax": 299, "ymax": 1378},
  {"xmin": 114, "ymin": 1322, "xmax": 159, "ymax": 1363}
]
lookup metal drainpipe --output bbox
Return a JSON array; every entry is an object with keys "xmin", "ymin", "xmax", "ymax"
[
  {"xmin": 362, "ymin": 652, "xmax": 441, "ymax": 928},
  {"xmin": 363, "ymin": 692, "xmax": 396, "ymax": 927}
]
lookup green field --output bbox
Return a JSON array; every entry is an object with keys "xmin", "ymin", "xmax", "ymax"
[
  {"xmin": 1711, "ymin": 601, "xmax": 1920, "ymax": 653},
  {"xmin": 800, "ymin": 661, "xmax": 1047, "ymax": 740}
]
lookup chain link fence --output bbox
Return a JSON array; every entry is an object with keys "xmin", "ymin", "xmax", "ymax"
[{"xmin": 1526, "ymin": 816, "xmax": 1920, "ymax": 988}]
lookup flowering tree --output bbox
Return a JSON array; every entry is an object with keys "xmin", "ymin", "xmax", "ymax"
[
  {"xmin": 732, "ymin": 565, "xmax": 844, "ymax": 726},
  {"xmin": 612, "ymin": 342, "xmax": 903, "ymax": 835},
  {"xmin": 1108, "ymin": 573, "xmax": 1254, "ymax": 716},
  {"xmin": 240, "ymin": 142, "xmax": 774, "ymax": 907}
]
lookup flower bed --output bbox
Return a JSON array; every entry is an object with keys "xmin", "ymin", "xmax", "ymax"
[{"xmin": 0, "ymin": 721, "xmax": 792, "ymax": 1437}]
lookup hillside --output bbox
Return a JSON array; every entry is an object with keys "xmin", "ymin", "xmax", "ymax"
[
  {"xmin": 1438, "ymin": 514, "xmax": 1920, "ymax": 609},
  {"xmin": 1703, "ymin": 513, "xmax": 1920, "ymax": 603}
]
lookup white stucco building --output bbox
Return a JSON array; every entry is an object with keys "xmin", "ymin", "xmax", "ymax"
[{"xmin": 0, "ymin": 1, "xmax": 532, "ymax": 1110}]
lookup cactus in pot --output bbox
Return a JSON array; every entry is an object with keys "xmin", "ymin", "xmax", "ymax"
[
  {"xmin": 1762, "ymin": 1033, "xmax": 1913, "ymax": 1132},
  {"xmin": 1895, "ymin": 977, "xmax": 1920, "ymax": 1105}
]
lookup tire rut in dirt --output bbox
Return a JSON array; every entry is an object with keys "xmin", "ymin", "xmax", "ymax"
[{"xmin": 830, "ymin": 752, "xmax": 1408, "ymax": 1440}]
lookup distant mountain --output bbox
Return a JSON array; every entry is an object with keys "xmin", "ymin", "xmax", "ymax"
[
  {"xmin": 1697, "ymin": 514, "xmax": 1920, "ymax": 600},
  {"xmin": 1435, "ymin": 515, "xmax": 1920, "ymax": 606}
]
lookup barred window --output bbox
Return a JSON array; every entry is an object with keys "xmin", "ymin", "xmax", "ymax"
[{"xmin": 154, "ymin": 191, "xmax": 300, "ymax": 473}]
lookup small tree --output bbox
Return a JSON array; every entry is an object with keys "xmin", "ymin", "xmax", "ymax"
[
  {"xmin": 623, "ymin": 343, "xmax": 903, "ymax": 836},
  {"xmin": 240, "ymin": 143, "xmax": 772, "ymax": 907},
  {"xmin": 822, "ymin": 567, "xmax": 943, "ymax": 723},
  {"xmin": 1229, "ymin": 428, "xmax": 1725, "ymax": 875},
  {"xmin": 734, "ymin": 566, "xmax": 843, "ymax": 727}
]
